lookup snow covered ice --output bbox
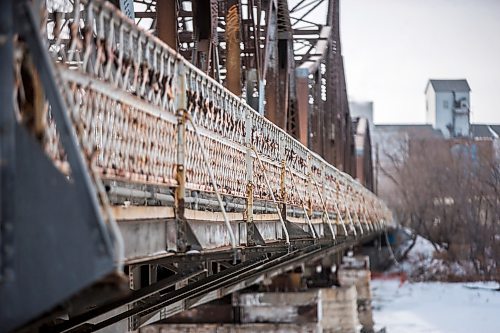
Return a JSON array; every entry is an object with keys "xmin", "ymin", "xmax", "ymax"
[
  {"xmin": 371, "ymin": 231, "xmax": 500, "ymax": 332},
  {"xmin": 372, "ymin": 231, "xmax": 500, "ymax": 333},
  {"xmin": 371, "ymin": 280, "xmax": 500, "ymax": 333}
]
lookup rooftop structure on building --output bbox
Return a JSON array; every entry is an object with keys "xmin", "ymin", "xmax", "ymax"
[
  {"xmin": 470, "ymin": 124, "xmax": 500, "ymax": 139},
  {"xmin": 426, "ymin": 79, "xmax": 471, "ymax": 93},
  {"xmin": 425, "ymin": 79, "xmax": 471, "ymax": 138}
]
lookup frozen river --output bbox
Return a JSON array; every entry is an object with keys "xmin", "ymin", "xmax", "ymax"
[{"xmin": 371, "ymin": 279, "xmax": 500, "ymax": 333}]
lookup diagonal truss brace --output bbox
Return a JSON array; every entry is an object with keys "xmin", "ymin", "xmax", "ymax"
[
  {"xmin": 184, "ymin": 112, "xmax": 237, "ymax": 251},
  {"xmin": 310, "ymin": 175, "xmax": 335, "ymax": 240},
  {"xmin": 288, "ymin": 168, "xmax": 317, "ymax": 239},
  {"xmin": 251, "ymin": 146, "xmax": 290, "ymax": 245}
]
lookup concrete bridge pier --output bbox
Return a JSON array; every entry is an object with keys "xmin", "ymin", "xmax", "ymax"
[
  {"xmin": 143, "ymin": 254, "xmax": 376, "ymax": 333},
  {"xmin": 338, "ymin": 256, "xmax": 375, "ymax": 333}
]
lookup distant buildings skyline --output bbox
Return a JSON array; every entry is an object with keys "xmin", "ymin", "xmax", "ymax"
[
  {"xmin": 350, "ymin": 78, "xmax": 499, "ymax": 196},
  {"xmin": 341, "ymin": 0, "xmax": 500, "ymax": 125}
]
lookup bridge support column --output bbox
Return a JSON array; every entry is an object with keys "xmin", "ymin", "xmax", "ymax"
[
  {"xmin": 155, "ymin": 268, "xmax": 360, "ymax": 332},
  {"xmin": 294, "ymin": 70, "xmax": 309, "ymax": 146},
  {"xmin": 338, "ymin": 255, "xmax": 375, "ymax": 333},
  {"xmin": 245, "ymin": 69, "xmax": 259, "ymax": 111},
  {"xmin": 225, "ymin": 0, "xmax": 241, "ymax": 95},
  {"xmin": 157, "ymin": 0, "xmax": 177, "ymax": 51}
]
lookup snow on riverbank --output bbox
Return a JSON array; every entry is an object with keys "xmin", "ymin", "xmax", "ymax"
[
  {"xmin": 371, "ymin": 279, "xmax": 500, "ymax": 333},
  {"xmin": 393, "ymin": 233, "xmax": 475, "ymax": 280}
]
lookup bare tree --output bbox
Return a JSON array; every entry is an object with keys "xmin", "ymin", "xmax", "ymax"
[{"xmin": 380, "ymin": 138, "xmax": 499, "ymax": 282}]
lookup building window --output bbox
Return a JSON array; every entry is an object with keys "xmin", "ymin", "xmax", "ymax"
[{"xmin": 443, "ymin": 100, "xmax": 449, "ymax": 108}]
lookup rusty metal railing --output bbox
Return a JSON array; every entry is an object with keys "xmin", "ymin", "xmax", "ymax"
[{"xmin": 40, "ymin": 0, "xmax": 391, "ymax": 238}]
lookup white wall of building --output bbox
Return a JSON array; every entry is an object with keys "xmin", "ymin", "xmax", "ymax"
[
  {"xmin": 425, "ymin": 87, "xmax": 436, "ymax": 127},
  {"xmin": 426, "ymin": 87, "xmax": 470, "ymax": 138},
  {"xmin": 453, "ymin": 91, "xmax": 470, "ymax": 137},
  {"xmin": 435, "ymin": 92, "xmax": 453, "ymax": 138}
]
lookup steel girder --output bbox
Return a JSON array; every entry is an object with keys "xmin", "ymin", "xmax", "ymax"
[
  {"xmin": 0, "ymin": 1, "xmax": 121, "ymax": 331},
  {"xmin": 292, "ymin": 0, "xmax": 356, "ymax": 174}
]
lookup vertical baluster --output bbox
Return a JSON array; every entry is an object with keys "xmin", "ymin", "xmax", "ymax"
[
  {"xmin": 245, "ymin": 107, "xmax": 256, "ymax": 246},
  {"xmin": 171, "ymin": 61, "xmax": 188, "ymax": 252}
]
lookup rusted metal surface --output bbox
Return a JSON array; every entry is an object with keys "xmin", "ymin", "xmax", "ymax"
[
  {"xmin": 294, "ymin": 72, "xmax": 310, "ymax": 145},
  {"xmin": 156, "ymin": 0, "xmax": 177, "ymax": 51},
  {"xmin": 132, "ymin": 0, "xmax": 363, "ymax": 181},
  {"xmin": 225, "ymin": 0, "xmax": 242, "ymax": 95},
  {"xmin": 39, "ymin": 0, "xmax": 390, "ymax": 256},
  {"xmin": 291, "ymin": 0, "xmax": 358, "ymax": 176}
]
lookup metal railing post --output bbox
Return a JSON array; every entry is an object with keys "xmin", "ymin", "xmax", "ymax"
[
  {"xmin": 245, "ymin": 109, "xmax": 256, "ymax": 246},
  {"xmin": 174, "ymin": 62, "xmax": 188, "ymax": 252},
  {"xmin": 306, "ymin": 154, "xmax": 313, "ymax": 217},
  {"xmin": 280, "ymin": 159, "xmax": 287, "ymax": 219}
]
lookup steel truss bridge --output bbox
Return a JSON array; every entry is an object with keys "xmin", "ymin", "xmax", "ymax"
[{"xmin": 0, "ymin": 0, "xmax": 391, "ymax": 331}]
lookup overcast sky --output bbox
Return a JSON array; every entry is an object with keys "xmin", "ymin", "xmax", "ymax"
[{"xmin": 340, "ymin": 0, "xmax": 500, "ymax": 124}]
